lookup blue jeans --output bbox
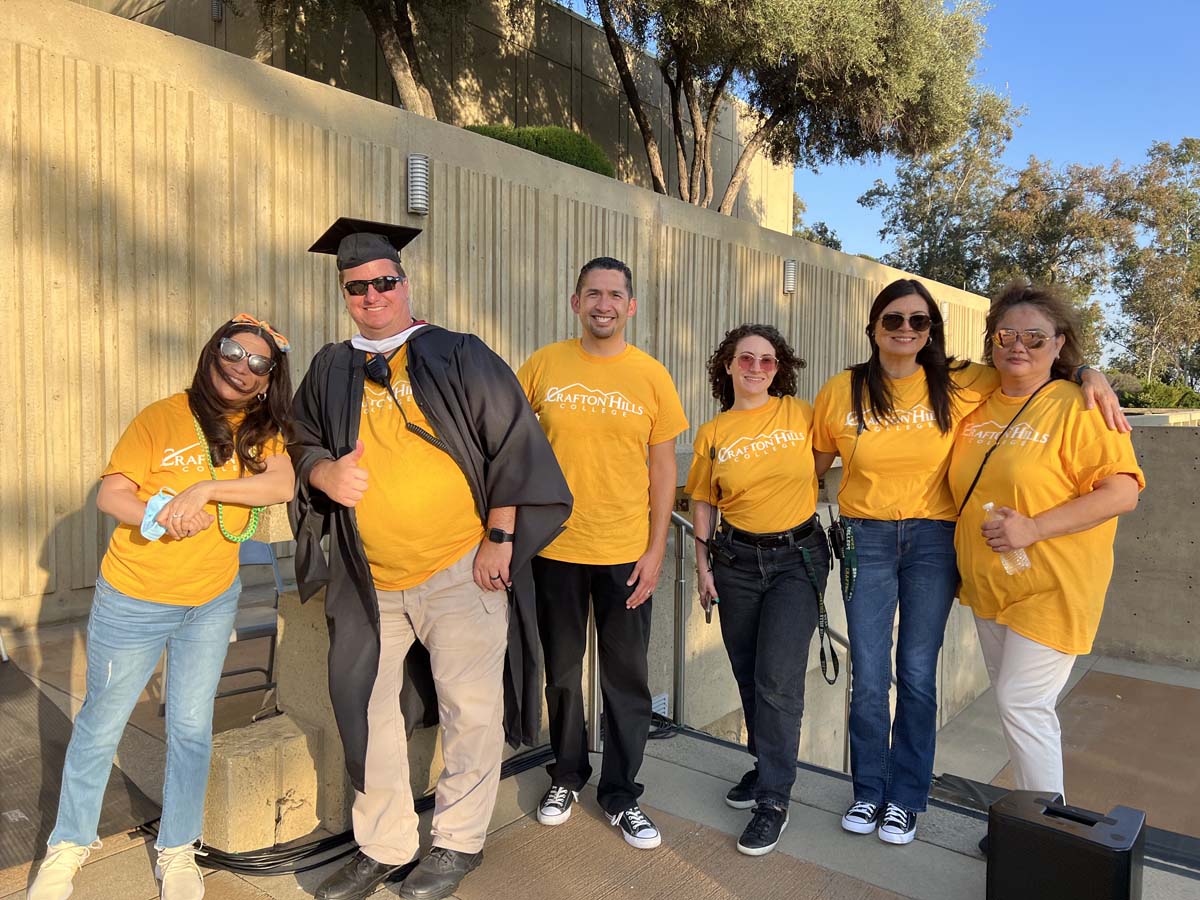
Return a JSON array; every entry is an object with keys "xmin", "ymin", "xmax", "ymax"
[
  {"xmin": 842, "ymin": 517, "xmax": 956, "ymax": 813},
  {"xmin": 49, "ymin": 575, "xmax": 239, "ymax": 848},
  {"xmin": 710, "ymin": 520, "xmax": 830, "ymax": 806}
]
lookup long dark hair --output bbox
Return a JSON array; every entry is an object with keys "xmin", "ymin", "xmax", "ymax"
[
  {"xmin": 707, "ymin": 323, "xmax": 805, "ymax": 411},
  {"xmin": 984, "ymin": 281, "xmax": 1083, "ymax": 381},
  {"xmin": 186, "ymin": 321, "xmax": 293, "ymax": 474},
  {"xmin": 849, "ymin": 279, "xmax": 964, "ymax": 434}
]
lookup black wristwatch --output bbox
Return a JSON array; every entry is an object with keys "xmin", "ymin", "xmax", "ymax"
[{"xmin": 487, "ymin": 528, "xmax": 515, "ymax": 544}]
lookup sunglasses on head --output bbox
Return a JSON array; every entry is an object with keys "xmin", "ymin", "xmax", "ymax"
[
  {"xmin": 878, "ymin": 312, "xmax": 933, "ymax": 332},
  {"xmin": 343, "ymin": 275, "xmax": 404, "ymax": 296},
  {"xmin": 219, "ymin": 337, "xmax": 276, "ymax": 376},
  {"xmin": 734, "ymin": 352, "xmax": 778, "ymax": 373},
  {"xmin": 992, "ymin": 328, "xmax": 1056, "ymax": 350}
]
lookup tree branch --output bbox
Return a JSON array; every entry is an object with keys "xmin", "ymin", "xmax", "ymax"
[
  {"xmin": 597, "ymin": 0, "xmax": 668, "ymax": 194},
  {"xmin": 718, "ymin": 110, "xmax": 783, "ymax": 215},
  {"xmin": 700, "ymin": 63, "xmax": 734, "ymax": 208},
  {"xmin": 357, "ymin": 0, "xmax": 433, "ymax": 118},
  {"xmin": 660, "ymin": 59, "xmax": 691, "ymax": 203}
]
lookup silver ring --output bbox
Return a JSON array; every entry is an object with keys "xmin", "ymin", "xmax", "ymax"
[
  {"xmin": 489, "ymin": 573, "xmax": 501, "ymax": 579},
  {"xmin": 171, "ymin": 513, "xmax": 184, "ymax": 518}
]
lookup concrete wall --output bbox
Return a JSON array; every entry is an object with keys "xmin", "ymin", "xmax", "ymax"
[
  {"xmin": 0, "ymin": 0, "xmax": 989, "ymax": 641},
  {"xmin": 1094, "ymin": 427, "xmax": 1200, "ymax": 670},
  {"xmin": 72, "ymin": 0, "xmax": 796, "ymax": 234}
]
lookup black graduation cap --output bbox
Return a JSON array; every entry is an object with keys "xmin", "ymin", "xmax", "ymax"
[{"xmin": 308, "ymin": 217, "xmax": 422, "ymax": 271}]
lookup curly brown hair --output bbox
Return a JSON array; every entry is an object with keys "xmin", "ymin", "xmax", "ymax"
[
  {"xmin": 706, "ymin": 324, "xmax": 805, "ymax": 411},
  {"xmin": 983, "ymin": 280, "xmax": 1083, "ymax": 381}
]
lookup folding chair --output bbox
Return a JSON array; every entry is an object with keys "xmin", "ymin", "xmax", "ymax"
[
  {"xmin": 215, "ymin": 540, "xmax": 283, "ymax": 701},
  {"xmin": 158, "ymin": 540, "xmax": 282, "ymax": 715}
]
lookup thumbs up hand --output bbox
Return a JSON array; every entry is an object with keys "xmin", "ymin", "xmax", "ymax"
[{"xmin": 310, "ymin": 440, "xmax": 369, "ymax": 507}]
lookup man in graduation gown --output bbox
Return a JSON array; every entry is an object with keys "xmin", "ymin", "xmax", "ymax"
[{"xmin": 288, "ymin": 217, "xmax": 571, "ymax": 900}]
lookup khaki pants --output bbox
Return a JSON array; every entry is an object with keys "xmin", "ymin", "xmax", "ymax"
[{"xmin": 353, "ymin": 549, "xmax": 510, "ymax": 865}]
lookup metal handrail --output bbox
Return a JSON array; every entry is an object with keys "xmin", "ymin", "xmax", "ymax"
[{"xmin": 669, "ymin": 510, "xmax": 852, "ymax": 730}]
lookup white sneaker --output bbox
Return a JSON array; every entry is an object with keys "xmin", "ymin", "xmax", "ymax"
[
  {"xmin": 28, "ymin": 840, "xmax": 100, "ymax": 900},
  {"xmin": 155, "ymin": 844, "xmax": 207, "ymax": 899}
]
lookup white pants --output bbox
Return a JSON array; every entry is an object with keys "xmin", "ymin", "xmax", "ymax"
[{"xmin": 974, "ymin": 616, "xmax": 1077, "ymax": 797}]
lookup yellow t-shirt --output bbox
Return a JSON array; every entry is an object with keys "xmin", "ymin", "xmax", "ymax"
[
  {"xmin": 812, "ymin": 363, "xmax": 998, "ymax": 520},
  {"xmin": 518, "ymin": 339, "xmax": 688, "ymax": 565},
  {"xmin": 949, "ymin": 380, "xmax": 1145, "ymax": 655},
  {"xmin": 99, "ymin": 393, "xmax": 285, "ymax": 605},
  {"xmin": 355, "ymin": 346, "xmax": 483, "ymax": 590},
  {"xmin": 685, "ymin": 396, "xmax": 818, "ymax": 533}
]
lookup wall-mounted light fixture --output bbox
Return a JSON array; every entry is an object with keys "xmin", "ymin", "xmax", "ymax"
[
  {"xmin": 407, "ymin": 154, "xmax": 430, "ymax": 216},
  {"xmin": 211, "ymin": 0, "xmax": 223, "ymax": 22},
  {"xmin": 783, "ymin": 259, "xmax": 798, "ymax": 294}
]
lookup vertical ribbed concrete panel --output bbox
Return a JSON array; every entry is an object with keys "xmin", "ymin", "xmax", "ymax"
[{"xmin": 0, "ymin": 0, "xmax": 991, "ymax": 631}]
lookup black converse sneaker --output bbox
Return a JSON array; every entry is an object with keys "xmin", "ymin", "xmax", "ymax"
[
  {"xmin": 725, "ymin": 769, "xmax": 758, "ymax": 810},
  {"xmin": 537, "ymin": 784, "xmax": 578, "ymax": 826},
  {"xmin": 610, "ymin": 805, "xmax": 662, "ymax": 849},
  {"xmin": 840, "ymin": 800, "xmax": 881, "ymax": 834},
  {"xmin": 877, "ymin": 802, "xmax": 917, "ymax": 845},
  {"xmin": 736, "ymin": 802, "xmax": 789, "ymax": 856}
]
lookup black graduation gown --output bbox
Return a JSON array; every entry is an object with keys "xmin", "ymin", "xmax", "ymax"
[{"xmin": 287, "ymin": 326, "xmax": 572, "ymax": 791}]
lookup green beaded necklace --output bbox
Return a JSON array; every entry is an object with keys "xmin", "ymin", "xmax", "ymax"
[{"xmin": 192, "ymin": 416, "xmax": 263, "ymax": 543}]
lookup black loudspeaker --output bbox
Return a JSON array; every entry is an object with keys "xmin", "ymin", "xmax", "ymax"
[{"xmin": 987, "ymin": 791, "xmax": 1145, "ymax": 900}]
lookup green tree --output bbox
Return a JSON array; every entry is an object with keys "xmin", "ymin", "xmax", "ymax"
[
  {"xmin": 1110, "ymin": 138, "xmax": 1200, "ymax": 383},
  {"xmin": 858, "ymin": 92, "xmax": 1019, "ymax": 291},
  {"xmin": 984, "ymin": 158, "xmax": 1137, "ymax": 359},
  {"xmin": 792, "ymin": 193, "xmax": 841, "ymax": 250},
  {"xmin": 594, "ymin": 0, "xmax": 986, "ymax": 215}
]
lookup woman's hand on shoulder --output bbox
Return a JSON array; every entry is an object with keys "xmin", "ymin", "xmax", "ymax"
[{"xmin": 1079, "ymin": 369, "xmax": 1130, "ymax": 433}]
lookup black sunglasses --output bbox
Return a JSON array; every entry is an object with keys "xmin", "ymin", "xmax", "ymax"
[
  {"xmin": 219, "ymin": 337, "xmax": 276, "ymax": 376},
  {"xmin": 878, "ymin": 312, "xmax": 934, "ymax": 333},
  {"xmin": 343, "ymin": 275, "xmax": 404, "ymax": 296}
]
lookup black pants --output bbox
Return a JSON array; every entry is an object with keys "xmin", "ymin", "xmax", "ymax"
[
  {"xmin": 709, "ymin": 520, "xmax": 830, "ymax": 806},
  {"xmin": 532, "ymin": 556, "xmax": 652, "ymax": 815}
]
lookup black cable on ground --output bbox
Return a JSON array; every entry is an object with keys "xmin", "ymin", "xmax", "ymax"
[{"xmin": 139, "ymin": 743, "xmax": 557, "ymax": 876}]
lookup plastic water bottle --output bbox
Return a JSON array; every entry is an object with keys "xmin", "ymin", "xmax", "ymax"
[{"xmin": 982, "ymin": 502, "xmax": 1031, "ymax": 575}]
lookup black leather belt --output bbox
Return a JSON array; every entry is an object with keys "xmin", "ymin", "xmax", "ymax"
[{"xmin": 721, "ymin": 515, "xmax": 819, "ymax": 549}]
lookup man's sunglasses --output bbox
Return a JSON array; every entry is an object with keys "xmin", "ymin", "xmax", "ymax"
[
  {"xmin": 878, "ymin": 313, "xmax": 933, "ymax": 332},
  {"xmin": 992, "ymin": 329, "xmax": 1056, "ymax": 350},
  {"xmin": 219, "ymin": 337, "xmax": 276, "ymax": 376},
  {"xmin": 734, "ymin": 352, "xmax": 778, "ymax": 373},
  {"xmin": 343, "ymin": 276, "xmax": 405, "ymax": 296}
]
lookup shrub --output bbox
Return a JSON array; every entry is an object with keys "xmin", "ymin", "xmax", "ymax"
[
  {"xmin": 1125, "ymin": 379, "xmax": 1200, "ymax": 408},
  {"xmin": 464, "ymin": 125, "xmax": 615, "ymax": 178}
]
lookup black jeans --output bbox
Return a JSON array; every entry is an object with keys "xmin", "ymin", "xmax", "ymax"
[
  {"xmin": 710, "ymin": 518, "xmax": 830, "ymax": 806},
  {"xmin": 532, "ymin": 556, "xmax": 652, "ymax": 815}
]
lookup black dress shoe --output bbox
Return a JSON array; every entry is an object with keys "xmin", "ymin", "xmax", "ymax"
[
  {"xmin": 398, "ymin": 846, "xmax": 483, "ymax": 900},
  {"xmin": 315, "ymin": 850, "xmax": 416, "ymax": 900}
]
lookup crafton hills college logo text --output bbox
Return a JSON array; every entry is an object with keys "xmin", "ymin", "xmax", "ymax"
[
  {"xmin": 545, "ymin": 383, "xmax": 645, "ymax": 417},
  {"xmin": 717, "ymin": 428, "xmax": 806, "ymax": 463}
]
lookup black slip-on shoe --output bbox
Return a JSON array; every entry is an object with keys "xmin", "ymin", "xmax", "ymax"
[
  {"xmin": 397, "ymin": 846, "xmax": 483, "ymax": 900},
  {"xmin": 315, "ymin": 850, "xmax": 415, "ymax": 900}
]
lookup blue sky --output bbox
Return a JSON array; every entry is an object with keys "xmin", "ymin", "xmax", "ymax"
[
  {"xmin": 794, "ymin": 0, "xmax": 1200, "ymax": 257},
  {"xmin": 560, "ymin": 0, "xmax": 1198, "ymax": 259}
]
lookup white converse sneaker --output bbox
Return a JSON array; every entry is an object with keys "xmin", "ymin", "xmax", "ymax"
[
  {"xmin": 28, "ymin": 841, "xmax": 101, "ymax": 900},
  {"xmin": 155, "ymin": 843, "xmax": 207, "ymax": 899},
  {"xmin": 840, "ymin": 800, "xmax": 881, "ymax": 834}
]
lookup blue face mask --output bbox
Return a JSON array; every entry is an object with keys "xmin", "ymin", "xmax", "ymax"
[{"xmin": 140, "ymin": 488, "xmax": 177, "ymax": 541}]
